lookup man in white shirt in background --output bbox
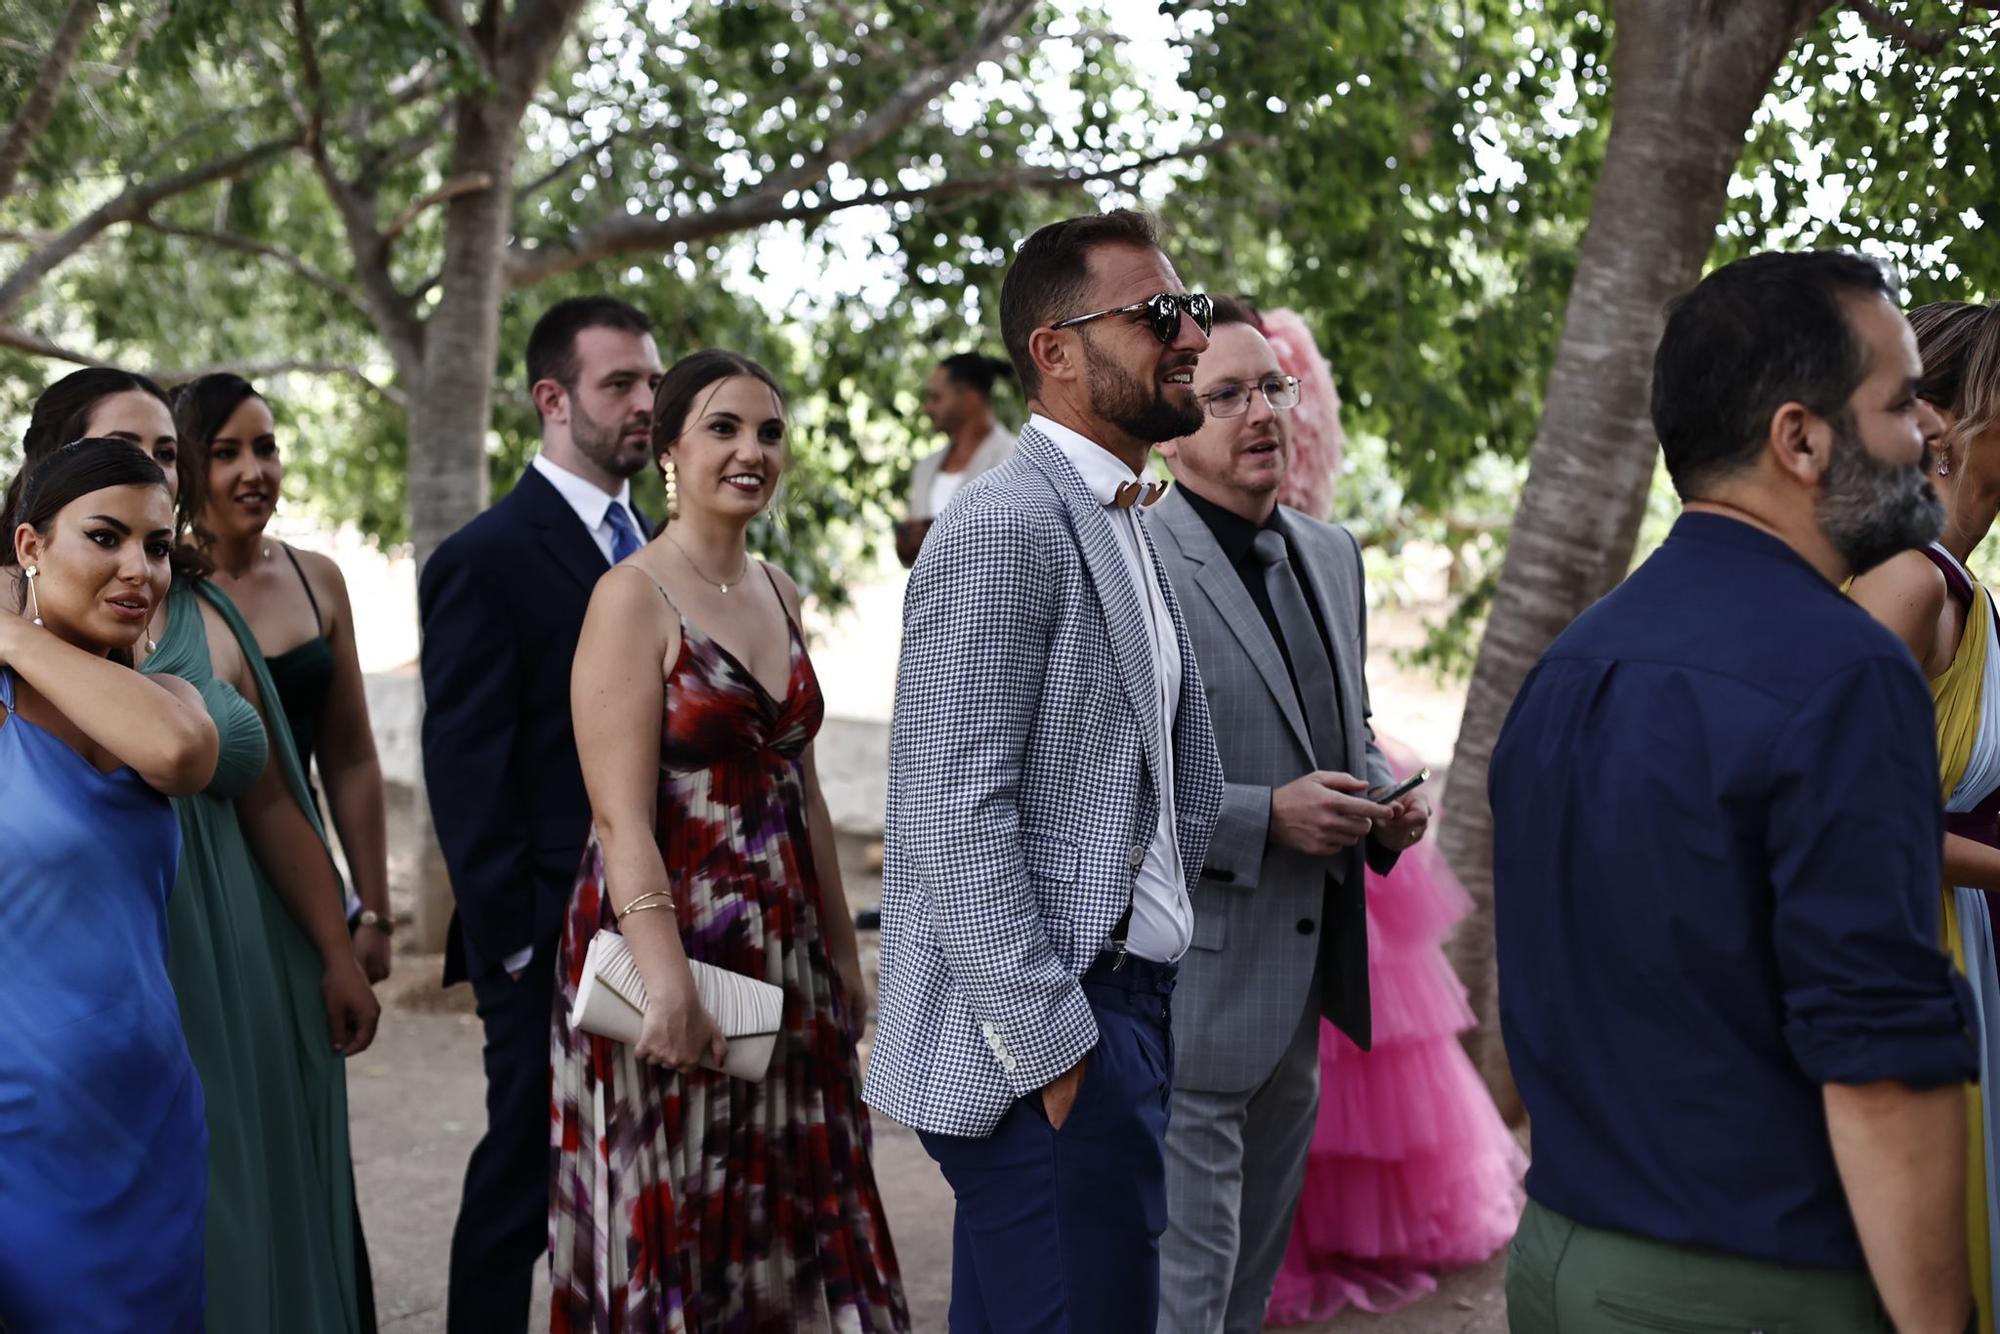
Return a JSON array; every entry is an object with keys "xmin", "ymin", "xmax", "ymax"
[
  {"xmin": 895, "ymin": 351, "xmax": 1017, "ymax": 567},
  {"xmin": 421, "ymin": 295, "xmax": 662, "ymax": 1334}
]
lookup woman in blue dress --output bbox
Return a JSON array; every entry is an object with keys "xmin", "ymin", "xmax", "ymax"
[{"xmin": 0, "ymin": 439, "xmax": 221, "ymax": 1332}]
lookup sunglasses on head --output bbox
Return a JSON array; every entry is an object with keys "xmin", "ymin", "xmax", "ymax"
[{"xmin": 1050, "ymin": 291, "xmax": 1214, "ymax": 345}]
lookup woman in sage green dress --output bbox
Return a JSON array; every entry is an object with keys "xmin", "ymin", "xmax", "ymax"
[{"xmin": 10, "ymin": 369, "xmax": 380, "ymax": 1333}]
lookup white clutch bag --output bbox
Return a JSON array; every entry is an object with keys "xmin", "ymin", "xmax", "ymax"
[{"xmin": 570, "ymin": 929, "xmax": 784, "ymax": 1083}]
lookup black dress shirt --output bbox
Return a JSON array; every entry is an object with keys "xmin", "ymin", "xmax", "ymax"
[
  {"xmin": 1491, "ymin": 512, "xmax": 1976, "ymax": 1271},
  {"xmin": 1177, "ymin": 484, "xmax": 1338, "ymax": 719}
]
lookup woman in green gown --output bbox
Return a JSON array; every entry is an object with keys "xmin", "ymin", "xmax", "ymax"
[{"xmin": 10, "ymin": 370, "xmax": 380, "ymax": 1333}]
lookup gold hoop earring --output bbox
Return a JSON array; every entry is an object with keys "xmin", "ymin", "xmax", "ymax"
[
  {"xmin": 23, "ymin": 564, "xmax": 42, "ymax": 626},
  {"xmin": 660, "ymin": 457, "xmax": 679, "ymax": 520}
]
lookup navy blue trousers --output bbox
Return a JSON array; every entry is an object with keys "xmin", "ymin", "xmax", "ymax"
[{"xmin": 920, "ymin": 957, "xmax": 1177, "ymax": 1333}]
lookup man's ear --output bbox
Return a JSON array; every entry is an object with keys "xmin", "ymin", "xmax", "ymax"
[
  {"xmin": 1028, "ymin": 326, "xmax": 1079, "ymax": 390},
  {"xmin": 530, "ymin": 377, "xmax": 568, "ymax": 423},
  {"xmin": 1766, "ymin": 400, "xmax": 1830, "ymax": 489}
]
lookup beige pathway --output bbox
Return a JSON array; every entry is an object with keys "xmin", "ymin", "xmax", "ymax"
[{"xmin": 353, "ymin": 962, "xmax": 1504, "ymax": 1334}]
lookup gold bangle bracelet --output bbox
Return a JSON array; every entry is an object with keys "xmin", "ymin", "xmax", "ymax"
[{"xmin": 614, "ymin": 892, "xmax": 675, "ymax": 920}]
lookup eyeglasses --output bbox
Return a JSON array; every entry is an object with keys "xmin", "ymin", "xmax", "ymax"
[
  {"xmin": 1049, "ymin": 292, "xmax": 1214, "ymax": 345},
  {"xmin": 1196, "ymin": 375, "xmax": 1302, "ymax": 418}
]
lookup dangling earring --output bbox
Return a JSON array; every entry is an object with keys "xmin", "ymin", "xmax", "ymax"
[
  {"xmin": 660, "ymin": 456, "xmax": 679, "ymax": 520},
  {"xmin": 23, "ymin": 564, "xmax": 41, "ymax": 627},
  {"xmin": 1939, "ymin": 455, "xmax": 1953, "ymax": 477}
]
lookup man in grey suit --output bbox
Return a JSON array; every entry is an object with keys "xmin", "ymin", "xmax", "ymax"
[
  {"xmin": 1149, "ymin": 297, "xmax": 1431, "ymax": 1333},
  {"xmin": 866, "ymin": 209, "xmax": 1225, "ymax": 1332}
]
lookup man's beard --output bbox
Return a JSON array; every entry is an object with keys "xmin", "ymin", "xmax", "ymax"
[
  {"xmin": 1817, "ymin": 413, "xmax": 1944, "ymax": 575},
  {"xmin": 571, "ymin": 399, "xmax": 649, "ymax": 480},
  {"xmin": 1081, "ymin": 334, "xmax": 1203, "ymax": 444}
]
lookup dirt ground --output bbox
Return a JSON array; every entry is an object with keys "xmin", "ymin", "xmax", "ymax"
[{"xmin": 352, "ymin": 826, "xmax": 1507, "ymax": 1334}]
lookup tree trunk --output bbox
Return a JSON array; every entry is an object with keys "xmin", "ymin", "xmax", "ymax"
[
  {"xmin": 1439, "ymin": 0, "xmax": 1835, "ymax": 1120},
  {"xmin": 401, "ymin": 95, "xmax": 520, "ymax": 953},
  {"xmin": 407, "ymin": 97, "xmax": 518, "ymax": 572}
]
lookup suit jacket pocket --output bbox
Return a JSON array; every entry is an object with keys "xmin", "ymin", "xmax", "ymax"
[
  {"xmin": 1024, "ymin": 833, "xmax": 1079, "ymax": 883},
  {"xmin": 1190, "ymin": 901, "xmax": 1228, "ymax": 952}
]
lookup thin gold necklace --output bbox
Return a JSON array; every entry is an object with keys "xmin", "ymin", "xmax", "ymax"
[{"xmin": 666, "ymin": 532, "xmax": 749, "ymax": 593}]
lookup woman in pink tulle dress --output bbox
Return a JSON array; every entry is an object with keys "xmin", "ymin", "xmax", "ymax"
[{"xmin": 1255, "ymin": 311, "xmax": 1524, "ymax": 1324}]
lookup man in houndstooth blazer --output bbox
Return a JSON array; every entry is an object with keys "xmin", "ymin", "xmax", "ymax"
[
  {"xmin": 865, "ymin": 210, "xmax": 1225, "ymax": 1332},
  {"xmin": 1147, "ymin": 299, "xmax": 1430, "ymax": 1333}
]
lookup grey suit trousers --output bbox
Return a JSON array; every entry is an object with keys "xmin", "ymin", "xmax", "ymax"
[{"xmin": 1158, "ymin": 981, "xmax": 1323, "ymax": 1334}]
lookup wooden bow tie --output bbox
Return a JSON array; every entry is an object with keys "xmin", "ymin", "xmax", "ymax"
[{"xmin": 1113, "ymin": 479, "xmax": 1170, "ymax": 509}]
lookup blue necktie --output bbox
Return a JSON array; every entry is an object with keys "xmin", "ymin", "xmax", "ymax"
[{"xmin": 605, "ymin": 503, "xmax": 643, "ymax": 563}]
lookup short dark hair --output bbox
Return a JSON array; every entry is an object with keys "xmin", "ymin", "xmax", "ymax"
[
  {"xmin": 2, "ymin": 367, "xmax": 174, "ymax": 547},
  {"xmin": 525, "ymin": 296, "xmax": 654, "ymax": 416},
  {"xmin": 937, "ymin": 352, "xmax": 1014, "ymax": 399},
  {"xmin": 1652, "ymin": 250, "xmax": 1896, "ymax": 496},
  {"xmin": 1207, "ymin": 294, "xmax": 1263, "ymax": 332},
  {"xmin": 1000, "ymin": 209, "xmax": 1163, "ymax": 398},
  {"xmin": 650, "ymin": 349, "xmax": 786, "ymax": 459},
  {"xmin": 171, "ymin": 372, "xmax": 263, "ymax": 548},
  {"xmin": 8, "ymin": 437, "xmax": 168, "ymax": 591}
]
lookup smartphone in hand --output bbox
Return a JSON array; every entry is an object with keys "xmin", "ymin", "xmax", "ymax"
[{"xmin": 1370, "ymin": 767, "xmax": 1429, "ymax": 805}]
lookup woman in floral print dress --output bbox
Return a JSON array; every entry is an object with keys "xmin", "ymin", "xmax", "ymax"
[{"xmin": 550, "ymin": 349, "xmax": 908, "ymax": 1333}]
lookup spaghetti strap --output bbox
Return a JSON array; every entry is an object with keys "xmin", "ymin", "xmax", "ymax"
[
  {"xmin": 757, "ymin": 561, "xmax": 805, "ymax": 636},
  {"xmin": 279, "ymin": 544, "xmax": 325, "ymax": 634},
  {"xmin": 611, "ymin": 561, "xmax": 683, "ymax": 618}
]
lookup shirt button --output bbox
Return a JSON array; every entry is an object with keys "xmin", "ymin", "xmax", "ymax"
[
  {"xmin": 1129, "ymin": 846, "xmax": 1146, "ymax": 869},
  {"xmin": 1296, "ymin": 918, "xmax": 1315, "ymax": 935}
]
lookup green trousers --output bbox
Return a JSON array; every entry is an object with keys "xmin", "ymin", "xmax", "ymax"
[{"xmin": 1506, "ymin": 1198, "xmax": 1893, "ymax": 1333}]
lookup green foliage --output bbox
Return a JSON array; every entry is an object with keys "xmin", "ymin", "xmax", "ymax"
[{"xmin": 6, "ymin": 0, "xmax": 1997, "ymax": 630}]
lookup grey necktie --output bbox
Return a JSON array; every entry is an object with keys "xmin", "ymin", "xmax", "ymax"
[{"xmin": 1251, "ymin": 527, "xmax": 1344, "ymax": 770}]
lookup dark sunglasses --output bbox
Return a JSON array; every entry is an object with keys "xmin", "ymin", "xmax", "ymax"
[{"xmin": 1050, "ymin": 291, "xmax": 1214, "ymax": 345}]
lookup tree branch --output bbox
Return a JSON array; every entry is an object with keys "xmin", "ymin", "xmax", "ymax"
[
  {"xmin": 423, "ymin": 0, "xmax": 493, "ymax": 78},
  {"xmin": 149, "ymin": 359, "xmax": 407, "ymax": 409},
  {"xmin": 289, "ymin": 0, "xmax": 422, "ymax": 368},
  {"xmin": 762, "ymin": 0, "xmax": 1039, "ymax": 201},
  {"xmin": 0, "ymin": 0, "xmax": 99, "ymax": 204},
  {"xmin": 0, "ymin": 132, "xmax": 302, "ymax": 320},
  {"xmin": 133, "ymin": 220, "xmax": 372, "ymax": 320},
  {"xmin": 498, "ymin": 0, "xmax": 590, "ymax": 104},
  {"xmin": 0, "ymin": 323, "xmax": 405, "ymax": 408},
  {"xmin": 506, "ymin": 139, "xmax": 1226, "ymax": 290},
  {"xmin": 514, "ymin": 128, "xmax": 629, "ymax": 202},
  {"xmin": 1845, "ymin": 0, "xmax": 1952, "ymax": 52},
  {"xmin": 380, "ymin": 172, "xmax": 496, "ymax": 243}
]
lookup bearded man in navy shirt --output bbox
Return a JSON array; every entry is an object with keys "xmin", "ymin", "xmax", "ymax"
[{"xmin": 1493, "ymin": 250, "xmax": 1977, "ymax": 1334}]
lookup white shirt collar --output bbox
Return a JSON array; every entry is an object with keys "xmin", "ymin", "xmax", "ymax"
[
  {"xmin": 531, "ymin": 452, "xmax": 633, "ymax": 531},
  {"xmin": 1028, "ymin": 413, "xmax": 1160, "ymax": 507}
]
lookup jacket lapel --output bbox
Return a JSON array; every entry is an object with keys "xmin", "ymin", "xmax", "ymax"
[
  {"xmin": 1152, "ymin": 490, "xmax": 1314, "ymax": 759},
  {"xmin": 513, "ymin": 466, "xmax": 610, "ymax": 597},
  {"xmin": 1017, "ymin": 427, "xmax": 1165, "ymax": 773}
]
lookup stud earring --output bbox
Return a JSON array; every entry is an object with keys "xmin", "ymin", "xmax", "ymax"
[{"xmin": 23, "ymin": 564, "xmax": 41, "ymax": 626}]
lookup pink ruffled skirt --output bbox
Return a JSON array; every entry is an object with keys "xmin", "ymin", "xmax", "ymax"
[{"xmin": 1265, "ymin": 750, "xmax": 1525, "ymax": 1325}]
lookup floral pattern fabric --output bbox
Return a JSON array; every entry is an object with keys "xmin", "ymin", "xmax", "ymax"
[{"xmin": 550, "ymin": 581, "xmax": 910, "ymax": 1333}]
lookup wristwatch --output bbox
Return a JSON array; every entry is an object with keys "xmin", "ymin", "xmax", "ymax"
[{"xmin": 356, "ymin": 909, "xmax": 395, "ymax": 935}]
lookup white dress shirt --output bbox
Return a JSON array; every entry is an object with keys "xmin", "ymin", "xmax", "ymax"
[
  {"xmin": 1031, "ymin": 413, "xmax": 1193, "ymax": 963},
  {"xmin": 500, "ymin": 456, "xmax": 643, "ymax": 976},
  {"xmin": 531, "ymin": 453, "xmax": 644, "ymax": 565}
]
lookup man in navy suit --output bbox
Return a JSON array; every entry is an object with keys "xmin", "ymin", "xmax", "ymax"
[{"xmin": 421, "ymin": 295, "xmax": 662, "ymax": 1334}]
